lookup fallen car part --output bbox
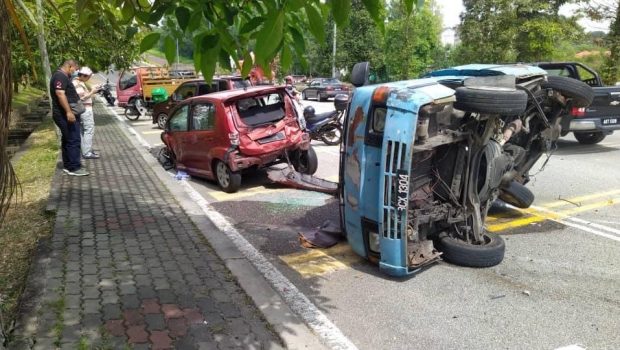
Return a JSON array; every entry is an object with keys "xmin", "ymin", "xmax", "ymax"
[
  {"xmin": 298, "ymin": 220, "xmax": 344, "ymax": 249},
  {"xmin": 266, "ymin": 167, "xmax": 338, "ymax": 195}
]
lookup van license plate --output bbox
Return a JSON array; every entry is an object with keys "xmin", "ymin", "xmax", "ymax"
[
  {"xmin": 396, "ymin": 171, "xmax": 409, "ymax": 212},
  {"xmin": 602, "ymin": 118, "xmax": 618, "ymax": 125}
]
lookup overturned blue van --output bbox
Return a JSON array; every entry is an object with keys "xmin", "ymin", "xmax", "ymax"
[{"xmin": 338, "ymin": 63, "xmax": 593, "ymax": 277}]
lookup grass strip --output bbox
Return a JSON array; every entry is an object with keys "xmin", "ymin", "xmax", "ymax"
[
  {"xmin": 0, "ymin": 117, "xmax": 58, "ymax": 335},
  {"xmin": 10, "ymin": 86, "xmax": 45, "ymax": 111}
]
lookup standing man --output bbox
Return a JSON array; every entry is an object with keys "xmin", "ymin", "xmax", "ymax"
[{"xmin": 51, "ymin": 59, "xmax": 89, "ymax": 176}]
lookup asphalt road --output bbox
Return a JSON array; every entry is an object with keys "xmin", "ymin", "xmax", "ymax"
[{"xmin": 98, "ymin": 77, "xmax": 620, "ymax": 349}]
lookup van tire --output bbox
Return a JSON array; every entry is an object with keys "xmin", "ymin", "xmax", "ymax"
[
  {"xmin": 292, "ymin": 146, "xmax": 318, "ymax": 175},
  {"xmin": 542, "ymin": 76, "xmax": 594, "ymax": 108},
  {"xmin": 454, "ymin": 87, "xmax": 528, "ymax": 116},
  {"xmin": 499, "ymin": 180, "xmax": 535, "ymax": 208},
  {"xmin": 437, "ymin": 232, "xmax": 505, "ymax": 268}
]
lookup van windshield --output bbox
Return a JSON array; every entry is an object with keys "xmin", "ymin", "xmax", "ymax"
[{"xmin": 235, "ymin": 93, "xmax": 285, "ymax": 126}]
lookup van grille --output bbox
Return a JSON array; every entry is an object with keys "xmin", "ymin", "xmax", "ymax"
[{"xmin": 383, "ymin": 140, "xmax": 408, "ymax": 239}]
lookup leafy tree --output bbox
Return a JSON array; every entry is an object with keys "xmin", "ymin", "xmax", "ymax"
[
  {"xmin": 581, "ymin": 0, "xmax": 620, "ymax": 84},
  {"xmin": 335, "ymin": 0, "xmax": 386, "ymax": 78},
  {"xmin": 384, "ymin": 1, "xmax": 442, "ymax": 79},
  {"xmin": 455, "ymin": 0, "xmax": 583, "ymax": 64}
]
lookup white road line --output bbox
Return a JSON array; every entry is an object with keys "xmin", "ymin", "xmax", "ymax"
[
  {"xmin": 179, "ymin": 181, "xmax": 358, "ymax": 350},
  {"xmin": 102, "ymin": 98, "xmax": 358, "ymax": 350},
  {"xmin": 531, "ymin": 205, "xmax": 620, "ymax": 242},
  {"xmin": 565, "ymin": 216, "xmax": 620, "ymax": 237},
  {"xmin": 131, "ymin": 121, "xmax": 155, "ymax": 126}
]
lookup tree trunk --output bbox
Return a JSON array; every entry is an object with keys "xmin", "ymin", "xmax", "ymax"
[
  {"xmin": 0, "ymin": 0, "xmax": 18, "ymax": 225},
  {"xmin": 35, "ymin": 0, "xmax": 51, "ymax": 105}
]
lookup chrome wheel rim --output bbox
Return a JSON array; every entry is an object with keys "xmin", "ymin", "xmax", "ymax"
[
  {"xmin": 216, "ymin": 162, "xmax": 229, "ymax": 187},
  {"xmin": 158, "ymin": 114, "xmax": 168, "ymax": 129}
]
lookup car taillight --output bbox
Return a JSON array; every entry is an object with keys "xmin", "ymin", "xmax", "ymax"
[
  {"xmin": 571, "ymin": 107, "xmax": 586, "ymax": 117},
  {"xmin": 229, "ymin": 132, "xmax": 239, "ymax": 145},
  {"xmin": 326, "ymin": 86, "xmax": 333, "ymax": 90}
]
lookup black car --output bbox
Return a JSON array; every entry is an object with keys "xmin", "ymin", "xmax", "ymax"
[{"xmin": 301, "ymin": 78, "xmax": 350, "ymax": 102}]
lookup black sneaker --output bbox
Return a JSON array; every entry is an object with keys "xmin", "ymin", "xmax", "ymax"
[{"xmin": 67, "ymin": 168, "xmax": 90, "ymax": 176}]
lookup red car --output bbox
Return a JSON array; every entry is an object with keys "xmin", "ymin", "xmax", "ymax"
[{"xmin": 161, "ymin": 86, "xmax": 317, "ymax": 192}]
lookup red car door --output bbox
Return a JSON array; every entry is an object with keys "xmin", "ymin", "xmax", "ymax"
[
  {"xmin": 184, "ymin": 101, "xmax": 219, "ymax": 178},
  {"xmin": 166, "ymin": 105, "xmax": 191, "ymax": 169}
]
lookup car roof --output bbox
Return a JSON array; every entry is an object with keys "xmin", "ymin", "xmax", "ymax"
[{"xmin": 185, "ymin": 85, "xmax": 285, "ymax": 102}]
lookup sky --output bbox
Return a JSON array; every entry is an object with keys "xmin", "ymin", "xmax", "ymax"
[{"xmin": 438, "ymin": 1, "xmax": 611, "ymax": 44}]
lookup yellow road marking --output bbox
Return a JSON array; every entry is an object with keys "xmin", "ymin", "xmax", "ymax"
[
  {"xmin": 208, "ymin": 186, "xmax": 289, "ymax": 201},
  {"xmin": 488, "ymin": 197, "xmax": 620, "ymax": 232},
  {"xmin": 280, "ymin": 243, "xmax": 362, "ymax": 278},
  {"xmin": 142, "ymin": 130, "xmax": 162, "ymax": 135}
]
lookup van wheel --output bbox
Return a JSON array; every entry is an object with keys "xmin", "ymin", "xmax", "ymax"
[
  {"xmin": 499, "ymin": 180, "xmax": 534, "ymax": 208},
  {"xmin": 292, "ymin": 146, "xmax": 318, "ymax": 175},
  {"xmin": 215, "ymin": 160, "xmax": 241, "ymax": 193},
  {"xmin": 454, "ymin": 87, "xmax": 528, "ymax": 116},
  {"xmin": 437, "ymin": 232, "xmax": 505, "ymax": 268},
  {"xmin": 574, "ymin": 131, "xmax": 606, "ymax": 144},
  {"xmin": 157, "ymin": 113, "xmax": 168, "ymax": 129},
  {"xmin": 542, "ymin": 76, "xmax": 594, "ymax": 108}
]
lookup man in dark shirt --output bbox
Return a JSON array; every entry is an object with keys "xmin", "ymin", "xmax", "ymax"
[{"xmin": 51, "ymin": 59, "xmax": 89, "ymax": 176}]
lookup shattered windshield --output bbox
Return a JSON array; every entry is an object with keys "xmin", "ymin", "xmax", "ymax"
[{"xmin": 235, "ymin": 93, "xmax": 285, "ymax": 127}]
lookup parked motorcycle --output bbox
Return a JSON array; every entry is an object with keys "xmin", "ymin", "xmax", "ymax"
[
  {"xmin": 98, "ymin": 79, "xmax": 116, "ymax": 106},
  {"xmin": 302, "ymin": 94, "xmax": 348, "ymax": 145}
]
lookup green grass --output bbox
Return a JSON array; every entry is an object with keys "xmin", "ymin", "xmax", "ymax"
[
  {"xmin": 0, "ymin": 118, "xmax": 58, "ymax": 338},
  {"xmin": 10, "ymin": 86, "xmax": 45, "ymax": 110},
  {"xmin": 146, "ymin": 48, "xmax": 194, "ymax": 65}
]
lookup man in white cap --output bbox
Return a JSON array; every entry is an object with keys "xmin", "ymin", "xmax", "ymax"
[{"xmin": 73, "ymin": 66, "xmax": 101, "ymax": 159}]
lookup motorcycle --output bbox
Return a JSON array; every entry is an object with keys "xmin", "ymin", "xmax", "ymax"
[
  {"xmin": 302, "ymin": 94, "xmax": 348, "ymax": 145},
  {"xmin": 98, "ymin": 79, "xmax": 116, "ymax": 106}
]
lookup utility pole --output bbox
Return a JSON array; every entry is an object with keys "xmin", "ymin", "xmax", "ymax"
[
  {"xmin": 332, "ymin": 22, "xmax": 337, "ymax": 78},
  {"xmin": 176, "ymin": 39, "xmax": 180, "ymax": 70}
]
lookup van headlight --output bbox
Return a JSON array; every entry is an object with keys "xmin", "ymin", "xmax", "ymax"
[{"xmin": 368, "ymin": 230, "xmax": 380, "ymax": 253}]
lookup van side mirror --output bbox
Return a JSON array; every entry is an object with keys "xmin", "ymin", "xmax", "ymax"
[{"xmin": 351, "ymin": 62, "xmax": 370, "ymax": 87}]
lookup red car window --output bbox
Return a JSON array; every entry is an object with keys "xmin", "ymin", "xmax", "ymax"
[
  {"xmin": 169, "ymin": 105, "xmax": 189, "ymax": 131},
  {"xmin": 191, "ymin": 104, "xmax": 215, "ymax": 131}
]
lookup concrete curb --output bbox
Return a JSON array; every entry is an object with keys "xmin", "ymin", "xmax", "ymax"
[{"xmin": 104, "ymin": 103, "xmax": 327, "ymax": 350}]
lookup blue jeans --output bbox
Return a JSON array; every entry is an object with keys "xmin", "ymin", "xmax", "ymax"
[{"xmin": 53, "ymin": 112, "xmax": 82, "ymax": 171}]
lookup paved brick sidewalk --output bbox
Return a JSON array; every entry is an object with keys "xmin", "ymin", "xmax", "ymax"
[{"xmin": 11, "ymin": 105, "xmax": 284, "ymax": 349}]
